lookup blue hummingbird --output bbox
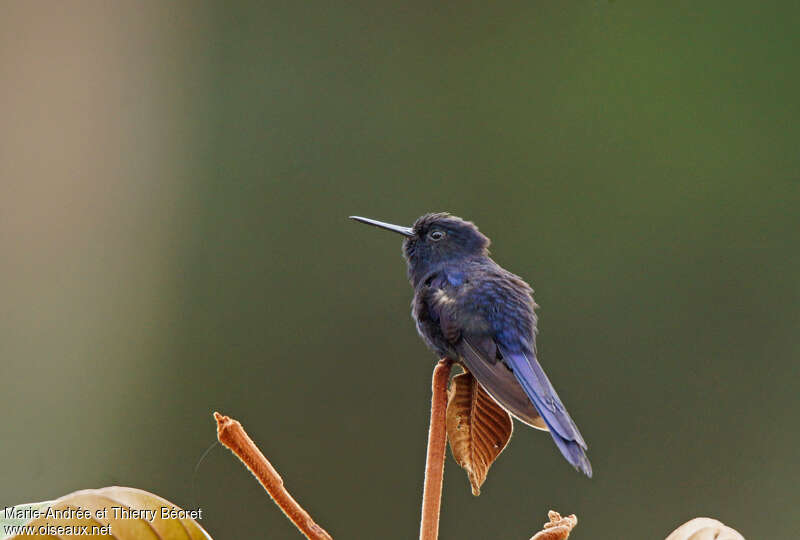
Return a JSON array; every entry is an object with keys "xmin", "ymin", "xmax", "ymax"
[{"xmin": 350, "ymin": 212, "xmax": 591, "ymax": 477}]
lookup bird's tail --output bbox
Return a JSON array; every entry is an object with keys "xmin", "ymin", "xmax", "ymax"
[
  {"xmin": 499, "ymin": 347, "xmax": 592, "ymax": 477},
  {"xmin": 548, "ymin": 426, "xmax": 593, "ymax": 477}
]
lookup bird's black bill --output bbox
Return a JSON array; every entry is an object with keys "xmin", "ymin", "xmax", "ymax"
[{"xmin": 349, "ymin": 216, "xmax": 414, "ymax": 237}]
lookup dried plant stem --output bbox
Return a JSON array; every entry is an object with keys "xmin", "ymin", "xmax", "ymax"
[
  {"xmin": 214, "ymin": 412, "xmax": 333, "ymax": 540},
  {"xmin": 419, "ymin": 358, "xmax": 454, "ymax": 540},
  {"xmin": 530, "ymin": 511, "xmax": 578, "ymax": 540}
]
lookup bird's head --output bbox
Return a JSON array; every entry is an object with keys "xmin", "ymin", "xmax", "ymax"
[{"xmin": 350, "ymin": 212, "xmax": 490, "ymax": 279}]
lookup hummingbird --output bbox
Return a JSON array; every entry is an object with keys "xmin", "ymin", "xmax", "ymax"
[{"xmin": 350, "ymin": 212, "xmax": 591, "ymax": 477}]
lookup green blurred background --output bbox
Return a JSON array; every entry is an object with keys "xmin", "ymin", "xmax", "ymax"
[{"xmin": 1, "ymin": 2, "xmax": 798, "ymax": 538}]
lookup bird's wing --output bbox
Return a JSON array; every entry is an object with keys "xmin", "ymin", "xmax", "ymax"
[
  {"xmin": 455, "ymin": 337, "xmax": 547, "ymax": 430},
  {"xmin": 418, "ymin": 280, "xmax": 547, "ymax": 430},
  {"xmin": 496, "ymin": 344, "xmax": 592, "ymax": 477},
  {"xmin": 430, "ymin": 276, "xmax": 547, "ymax": 430},
  {"xmin": 431, "ymin": 266, "xmax": 591, "ymax": 476}
]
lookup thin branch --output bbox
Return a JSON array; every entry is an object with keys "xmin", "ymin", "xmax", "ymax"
[
  {"xmin": 419, "ymin": 358, "xmax": 454, "ymax": 540},
  {"xmin": 214, "ymin": 412, "xmax": 333, "ymax": 540}
]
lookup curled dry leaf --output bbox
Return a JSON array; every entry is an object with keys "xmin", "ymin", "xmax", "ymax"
[
  {"xmin": 446, "ymin": 371, "xmax": 513, "ymax": 496},
  {"xmin": 529, "ymin": 511, "xmax": 577, "ymax": 540},
  {"xmin": 4, "ymin": 486, "xmax": 211, "ymax": 540},
  {"xmin": 664, "ymin": 517, "xmax": 745, "ymax": 540}
]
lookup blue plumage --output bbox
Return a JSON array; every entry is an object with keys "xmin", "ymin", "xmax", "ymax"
[{"xmin": 350, "ymin": 212, "xmax": 592, "ymax": 477}]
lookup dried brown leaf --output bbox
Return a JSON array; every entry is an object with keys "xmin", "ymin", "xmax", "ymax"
[
  {"xmin": 529, "ymin": 511, "xmax": 577, "ymax": 540},
  {"xmin": 446, "ymin": 371, "xmax": 513, "ymax": 495}
]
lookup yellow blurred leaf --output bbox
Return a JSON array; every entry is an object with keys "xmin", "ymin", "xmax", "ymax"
[
  {"xmin": 3, "ymin": 486, "xmax": 211, "ymax": 539},
  {"xmin": 446, "ymin": 371, "xmax": 513, "ymax": 496},
  {"xmin": 664, "ymin": 517, "xmax": 745, "ymax": 540}
]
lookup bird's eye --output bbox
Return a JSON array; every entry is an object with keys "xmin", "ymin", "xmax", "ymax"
[{"xmin": 428, "ymin": 230, "xmax": 446, "ymax": 241}]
